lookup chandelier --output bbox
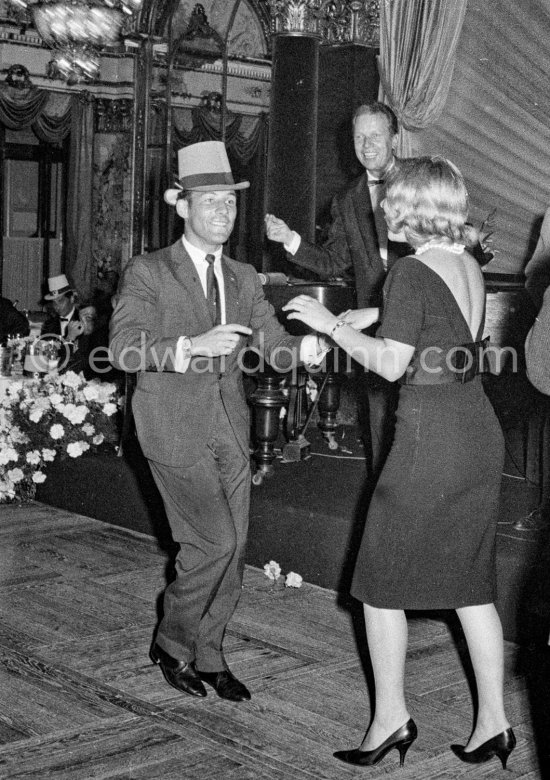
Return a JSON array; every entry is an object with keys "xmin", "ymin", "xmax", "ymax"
[{"xmin": 7, "ymin": 0, "xmax": 142, "ymax": 83}]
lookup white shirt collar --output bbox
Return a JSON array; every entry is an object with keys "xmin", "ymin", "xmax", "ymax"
[
  {"xmin": 366, "ymin": 157, "xmax": 396, "ymax": 182},
  {"xmin": 181, "ymin": 235, "xmax": 222, "ymax": 267}
]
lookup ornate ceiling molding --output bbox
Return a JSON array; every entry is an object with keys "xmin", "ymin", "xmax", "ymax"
[{"xmin": 264, "ymin": 0, "xmax": 379, "ymax": 47}]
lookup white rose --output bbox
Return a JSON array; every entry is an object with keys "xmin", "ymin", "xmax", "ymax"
[
  {"xmin": 29, "ymin": 408, "xmax": 45, "ymax": 423},
  {"xmin": 102, "ymin": 402, "xmax": 117, "ymax": 417},
  {"xmin": 61, "ymin": 371, "xmax": 83, "ymax": 389},
  {"xmin": 285, "ymin": 572, "xmax": 303, "ymax": 588},
  {"xmin": 81, "ymin": 423, "xmax": 94, "ymax": 436},
  {"xmin": 0, "ymin": 446, "xmax": 18, "ymax": 465},
  {"xmin": 50, "ymin": 424, "xmax": 65, "ymax": 440},
  {"xmin": 41, "ymin": 448, "xmax": 56, "ymax": 462},
  {"xmin": 92, "ymin": 433, "xmax": 104, "ymax": 445},
  {"xmin": 50, "ymin": 393, "xmax": 64, "ymax": 406},
  {"xmin": 32, "ymin": 471, "xmax": 47, "ymax": 484},
  {"xmin": 26, "ymin": 450, "xmax": 41, "ymax": 465},
  {"xmin": 7, "ymin": 467, "xmax": 24, "ymax": 484},
  {"xmin": 83, "ymin": 384, "xmax": 100, "ymax": 402},
  {"xmin": 263, "ymin": 560, "xmax": 282, "ymax": 581}
]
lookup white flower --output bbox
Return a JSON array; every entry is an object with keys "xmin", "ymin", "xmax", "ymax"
[
  {"xmin": 96, "ymin": 382, "xmax": 117, "ymax": 404},
  {"xmin": 92, "ymin": 433, "xmax": 104, "ymax": 446},
  {"xmin": 60, "ymin": 371, "xmax": 83, "ymax": 389},
  {"xmin": 263, "ymin": 560, "xmax": 282, "ymax": 581},
  {"xmin": 82, "ymin": 423, "xmax": 95, "ymax": 436},
  {"xmin": 26, "ymin": 450, "xmax": 41, "ymax": 465},
  {"xmin": 285, "ymin": 572, "xmax": 303, "ymax": 588},
  {"xmin": 29, "ymin": 408, "xmax": 45, "ymax": 423},
  {"xmin": 6, "ymin": 380, "xmax": 23, "ymax": 396},
  {"xmin": 0, "ymin": 446, "xmax": 18, "ymax": 465},
  {"xmin": 49, "ymin": 392, "xmax": 64, "ymax": 406},
  {"xmin": 0, "ymin": 480, "xmax": 15, "ymax": 500},
  {"xmin": 50, "ymin": 424, "xmax": 65, "ymax": 440},
  {"xmin": 82, "ymin": 384, "xmax": 100, "ymax": 402},
  {"xmin": 66, "ymin": 440, "xmax": 90, "ymax": 458},
  {"xmin": 7, "ymin": 467, "xmax": 24, "ymax": 484},
  {"xmin": 102, "ymin": 402, "xmax": 117, "ymax": 417},
  {"xmin": 41, "ymin": 448, "xmax": 56, "ymax": 462},
  {"xmin": 32, "ymin": 471, "xmax": 47, "ymax": 484},
  {"xmin": 61, "ymin": 403, "xmax": 88, "ymax": 425}
]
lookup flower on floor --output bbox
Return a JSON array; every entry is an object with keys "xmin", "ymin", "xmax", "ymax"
[
  {"xmin": 0, "ymin": 371, "xmax": 121, "ymax": 503},
  {"xmin": 263, "ymin": 560, "xmax": 282, "ymax": 581},
  {"xmin": 284, "ymin": 572, "xmax": 303, "ymax": 588}
]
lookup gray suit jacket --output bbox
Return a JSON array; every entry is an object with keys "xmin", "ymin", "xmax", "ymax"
[{"xmin": 110, "ymin": 240, "xmax": 303, "ymax": 467}]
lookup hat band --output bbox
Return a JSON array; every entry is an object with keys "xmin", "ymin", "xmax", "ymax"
[
  {"xmin": 178, "ymin": 171, "xmax": 236, "ymax": 189},
  {"xmin": 49, "ymin": 285, "xmax": 72, "ymax": 296}
]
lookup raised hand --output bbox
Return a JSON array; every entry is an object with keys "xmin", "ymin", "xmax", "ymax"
[
  {"xmin": 265, "ymin": 213, "xmax": 294, "ymax": 245},
  {"xmin": 191, "ymin": 324, "xmax": 252, "ymax": 357}
]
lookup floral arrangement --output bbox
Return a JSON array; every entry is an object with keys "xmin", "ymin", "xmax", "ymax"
[{"xmin": 0, "ymin": 371, "xmax": 121, "ymax": 503}]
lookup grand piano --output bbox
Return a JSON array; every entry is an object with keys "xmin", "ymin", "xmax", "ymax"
[{"xmin": 248, "ymin": 271, "xmax": 535, "ymax": 485}]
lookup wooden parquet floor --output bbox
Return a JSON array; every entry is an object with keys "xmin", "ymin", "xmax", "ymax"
[{"xmin": 0, "ymin": 502, "xmax": 548, "ymax": 779}]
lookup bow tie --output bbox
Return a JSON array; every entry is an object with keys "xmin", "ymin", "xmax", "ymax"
[
  {"xmin": 60, "ymin": 316, "xmax": 70, "ymax": 321},
  {"xmin": 368, "ymin": 179, "xmax": 385, "ymax": 186}
]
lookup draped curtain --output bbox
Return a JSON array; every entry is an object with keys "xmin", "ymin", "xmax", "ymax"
[
  {"xmin": 416, "ymin": 0, "xmax": 550, "ymax": 273},
  {"xmin": 0, "ymin": 88, "xmax": 95, "ymax": 298},
  {"xmin": 378, "ymin": 0, "xmax": 467, "ymax": 157},
  {"xmin": 66, "ymin": 93, "xmax": 95, "ymax": 299}
]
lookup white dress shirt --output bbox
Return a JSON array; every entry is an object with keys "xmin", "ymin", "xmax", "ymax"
[{"xmin": 175, "ymin": 236, "xmax": 327, "ymax": 372}]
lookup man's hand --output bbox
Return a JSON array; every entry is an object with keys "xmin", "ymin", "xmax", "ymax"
[
  {"xmin": 265, "ymin": 213, "xmax": 294, "ymax": 245},
  {"xmin": 191, "ymin": 324, "xmax": 252, "ymax": 357}
]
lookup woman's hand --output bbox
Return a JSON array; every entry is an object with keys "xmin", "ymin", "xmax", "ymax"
[
  {"xmin": 338, "ymin": 308, "xmax": 380, "ymax": 331},
  {"xmin": 282, "ymin": 295, "xmax": 338, "ymax": 335}
]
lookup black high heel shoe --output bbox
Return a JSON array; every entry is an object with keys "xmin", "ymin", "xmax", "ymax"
[
  {"xmin": 451, "ymin": 728, "xmax": 516, "ymax": 769},
  {"xmin": 334, "ymin": 718, "xmax": 418, "ymax": 768}
]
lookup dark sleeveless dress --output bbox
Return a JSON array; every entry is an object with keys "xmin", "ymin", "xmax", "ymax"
[{"xmin": 351, "ymin": 255, "xmax": 505, "ymax": 610}]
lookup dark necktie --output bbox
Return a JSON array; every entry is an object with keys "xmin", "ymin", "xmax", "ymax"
[{"xmin": 205, "ymin": 253, "xmax": 221, "ymax": 325}]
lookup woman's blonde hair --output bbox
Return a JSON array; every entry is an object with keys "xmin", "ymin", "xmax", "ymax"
[{"xmin": 384, "ymin": 156, "xmax": 469, "ymax": 246}]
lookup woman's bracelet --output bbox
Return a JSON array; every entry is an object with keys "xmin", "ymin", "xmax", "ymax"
[{"xmin": 329, "ymin": 319, "xmax": 348, "ymax": 339}]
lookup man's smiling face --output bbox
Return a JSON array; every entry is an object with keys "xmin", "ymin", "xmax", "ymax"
[
  {"xmin": 353, "ymin": 112, "xmax": 397, "ymax": 179},
  {"xmin": 178, "ymin": 190, "xmax": 237, "ymax": 253}
]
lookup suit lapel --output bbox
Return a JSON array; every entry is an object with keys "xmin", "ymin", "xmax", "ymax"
[
  {"xmin": 167, "ymin": 240, "xmax": 212, "ymax": 327},
  {"xmin": 221, "ymin": 256, "xmax": 239, "ymax": 325},
  {"xmin": 351, "ymin": 175, "xmax": 382, "ymax": 267}
]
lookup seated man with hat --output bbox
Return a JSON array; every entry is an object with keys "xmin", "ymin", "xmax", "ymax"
[
  {"xmin": 42, "ymin": 274, "xmax": 87, "ymax": 373},
  {"xmin": 110, "ymin": 141, "xmax": 328, "ymax": 702}
]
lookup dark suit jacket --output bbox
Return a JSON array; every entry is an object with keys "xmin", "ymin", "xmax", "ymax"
[
  {"xmin": 109, "ymin": 240, "xmax": 304, "ymax": 467},
  {"xmin": 288, "ymin": 167, "xmax": 487, "ymax": 309},
  {"xmin": 0, "ymin": 297, "xmax": 29, "ymax": 340},
  {"xmin": 289, "ymin": 173, "xmax": 393, "ymax": 308}
]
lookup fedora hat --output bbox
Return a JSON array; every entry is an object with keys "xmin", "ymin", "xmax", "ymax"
[
  {"xmin": 164, "ymin": 141, "xmax": 249, "ymax": 205},
  {"xmin": 44, "ymin": 274, "xmax": 73, "ymax": 300}
]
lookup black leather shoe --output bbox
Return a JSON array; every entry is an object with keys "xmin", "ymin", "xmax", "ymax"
[
  {"xmin": 197, "ymin": 669, "xmax": 251, "ymax": 701},
  {"xmin": 334, "ymin": 719, "xmax": 418, "ymax": 768},
  {"xmin": 150, "ymin": 644, "xmax": 207, "ymax": 698},
  {"xmin": 451, "ymin": 728, "xmax": 516, "ymax": 770}
]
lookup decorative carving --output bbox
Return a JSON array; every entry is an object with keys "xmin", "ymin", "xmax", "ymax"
[
  {"xmin": 267, "ymin": 0, "xmax": 380, "ymax": 46},
  {"xmin": 95, "ymin": 99, "xmax": 134, "ymax": 133},
  {"xmin": 266, "ymin": 0, "xmax": 331, "ymax": 37},
  {"xmin": 3, "ymin": 63, "xmax": 35, "ymax": 100}
]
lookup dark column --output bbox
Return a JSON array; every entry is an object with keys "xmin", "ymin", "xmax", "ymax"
[{"xmin": 265, "ymin": 34, "xmax": 320, "ymax": 272}]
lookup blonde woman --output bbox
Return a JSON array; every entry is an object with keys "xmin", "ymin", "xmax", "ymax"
[{"xmin": 283, "ymin": 157, "xmax": 515, "ymax": 770}]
